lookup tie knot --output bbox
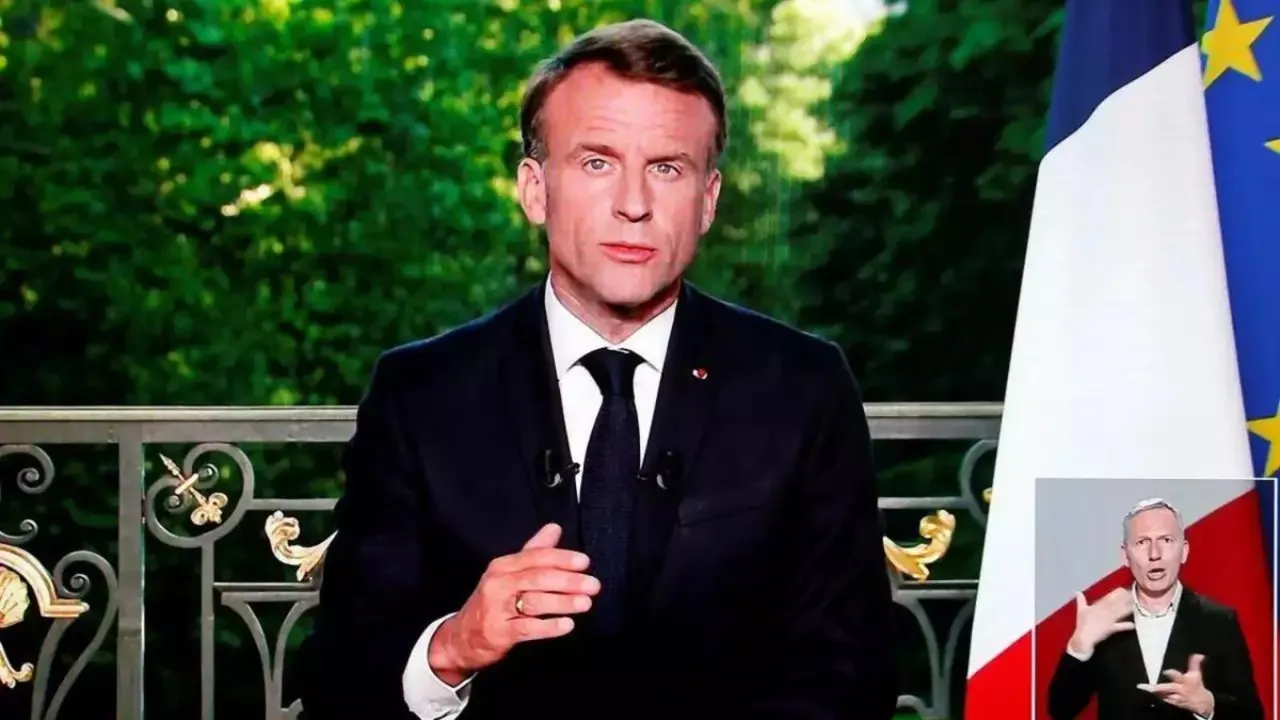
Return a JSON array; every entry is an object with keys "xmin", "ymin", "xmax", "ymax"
[{"xmin": 578, "ymin": 348, "xmax": 644, "ymax": 398}]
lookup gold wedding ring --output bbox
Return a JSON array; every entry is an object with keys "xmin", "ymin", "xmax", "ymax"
[{"xmin": 514, "ymin": 593, "xmax": 527, "ymax": 616}]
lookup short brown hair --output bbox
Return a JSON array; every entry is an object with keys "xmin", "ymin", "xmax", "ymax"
[{"xmin": 520, "ymin": 19, "xmax": 727, "ymax": 165}]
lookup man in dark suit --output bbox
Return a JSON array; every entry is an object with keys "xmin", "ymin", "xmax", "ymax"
[
  {"xmin": 1047, "ymin": 498, "xmax": 1262, "ymax": 720},
  {"xmin": 296, "ymin": 18, "xmax": 897, "ymax": 720}
]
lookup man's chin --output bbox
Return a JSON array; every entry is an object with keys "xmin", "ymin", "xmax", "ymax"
[
  {"xmin": 601, "ymin": 295, "xmax": 662, "ymax": 316},
  {"xmin": 596, "ymin": 279, "xmax": 677, "ymax": 312}
]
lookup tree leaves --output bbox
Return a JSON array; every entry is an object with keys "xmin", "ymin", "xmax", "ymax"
[
  {"xmin": 1, "ymin": 0, "xmax": 872, "ymax": 406},
  {"xmin": 796, "ymin": 0, "xmax": 1061, "ymax": 402}
]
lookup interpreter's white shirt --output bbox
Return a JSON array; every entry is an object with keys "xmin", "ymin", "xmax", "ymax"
[
  {"xmin": 1132, "ymin": 581, "xmax": 1180, "ymax": 686},
  {"xmin": 401, "ymin": 278, "xmax": 676, "ymax": 719}
]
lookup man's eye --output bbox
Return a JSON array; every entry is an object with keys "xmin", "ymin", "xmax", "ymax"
[
  {"xmin": 585, "ymin": 158, "xmax": 609, "ymax": 171},
  {"xmin": 653, "ymin": 163, "xmax": 678, "ymax": 175}
]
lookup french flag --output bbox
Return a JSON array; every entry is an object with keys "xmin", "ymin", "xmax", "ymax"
[{"xmin": 964, "ymin": 1, "xmax": 1276, "ymax": 718}]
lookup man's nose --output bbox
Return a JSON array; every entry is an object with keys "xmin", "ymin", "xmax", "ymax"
[{"xmin": 613, "ymin": 169, "xmax": 653, "ymax": 223}]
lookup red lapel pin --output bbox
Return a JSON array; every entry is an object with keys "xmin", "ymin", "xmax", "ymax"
[{"xmin": 692, "ymin": 368, "xmax": 708, "ymax": 380}]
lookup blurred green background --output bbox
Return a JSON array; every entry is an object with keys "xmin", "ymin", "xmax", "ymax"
[{"xmin": 0, "ymin": 0, "xmax": 1193, "ymax": 717}]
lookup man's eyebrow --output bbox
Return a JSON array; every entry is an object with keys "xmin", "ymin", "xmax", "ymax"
[
  {"xmin": 570, "ymin": 143, "xmax": 620, "ymax": 159},
  {"xmin": 649, "ymin": 151, "xmax": 699, "ymax": 167}
]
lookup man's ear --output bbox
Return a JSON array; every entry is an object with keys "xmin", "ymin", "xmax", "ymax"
[
  {"xmin": 517, "ymin": 157, "xmax": 547, "ymax": 226},
  {"xmin": 1181, "ymin": 540, "xmax": 1189, "ymax": 564},
  {"xmin": 700, "ymin": 167, "xmax": 722, "ymax": 234}
]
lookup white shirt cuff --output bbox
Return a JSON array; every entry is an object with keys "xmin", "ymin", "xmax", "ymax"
[
  {"xmin": 402, "ymin": 613, "xmax": 474, "ymax": 719},
  {"xmin": 1065, "ymin": 644, "xmax": 1092, "ymax": 662}
]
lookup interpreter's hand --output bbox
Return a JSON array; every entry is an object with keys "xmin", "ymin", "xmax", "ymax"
[
  {"xmin": 1067, "ymin": 587, "xmax": 1135, "ymax": 657},
  {"xmin": 427, "ymin": 523, "xmax": 599, "ymax": 684},
  {"xmin": 1138, "ymin": 653, "xmax": 1214, "ymax": 717}
]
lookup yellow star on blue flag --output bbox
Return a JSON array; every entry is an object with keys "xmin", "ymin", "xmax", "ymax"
[
  {"xmin": 1249, "ymin": 407, "xmax": 1280, "ymax": 476},
  {"xmin": 1202, "ymin": 0, "xmax": 1280, "ymax": 564},
  {"xmin": 1202, "ymin": 0, "xmax": 1273, "ymax": 85}
]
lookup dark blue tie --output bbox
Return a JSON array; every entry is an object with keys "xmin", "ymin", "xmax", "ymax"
[{"xmin": 577, "ymin": 347, "xmax": 644, "ymax": 636}]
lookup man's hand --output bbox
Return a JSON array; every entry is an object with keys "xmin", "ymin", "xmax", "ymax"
[
  {"xmin": 1067, "ymin": 587, "xmax": 1135, "ymax": 657},
  {"xmin": 427, "ymin": 523, "xmax": 599, "ymax": 685},
  {"xmin": 1139, "ymin": 653, "xmax": 1214, "ymax": 717}
]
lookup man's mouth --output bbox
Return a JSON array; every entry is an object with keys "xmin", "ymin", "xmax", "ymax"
[
  {"xmin": 600, "ymin": 243, "xmax": 657, "ymax": 263},
  {"xmin": 1146, "ymin": 568, "xmax": 1167, "ymax": 580}
]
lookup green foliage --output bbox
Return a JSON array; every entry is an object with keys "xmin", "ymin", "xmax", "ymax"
[
  {"xmin": 0, "ymin": 0, "xmax": 871, "ymax": 407},
  {"xmin": 796, "ymin": 0, "xmax": 1062, "ymax": 403}
]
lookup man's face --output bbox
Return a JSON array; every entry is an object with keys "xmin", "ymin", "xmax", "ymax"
[
  {"xmin": 516, "ymin": 63, "xmax": 722, "ymax": 311},
  {"xmin": 1121, "ymin": 508, "xmax": 1187, "ymax": 596}
]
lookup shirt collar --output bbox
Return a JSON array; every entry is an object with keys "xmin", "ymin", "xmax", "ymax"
[
  {"xmin": 1132, "ymin": 581, "xmax": 1181, "ymax": 619},
  {"xmin": 544, "ymin": 276, "xmax": 676, "ymax": 379}
]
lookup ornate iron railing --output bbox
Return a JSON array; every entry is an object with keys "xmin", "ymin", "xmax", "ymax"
[{"xmin": 0, "ymin": 403, "xmax": 1000, "ymax": 719}]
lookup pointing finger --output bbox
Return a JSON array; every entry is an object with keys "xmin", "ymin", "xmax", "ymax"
[
  {"xmin": 1187, "ymin": 653, "xmax": 1204, "ymax": 674},
  {"xmin": 523, "ymin": 523, "xmax": 562, "ymax": 550},
  {"xmin": 507, "ymin": 547, "xmax": 590, "ymax": 572},
  {"xmin": 512, "ymin": 568, "xmax": 601, "ymax": 595}
]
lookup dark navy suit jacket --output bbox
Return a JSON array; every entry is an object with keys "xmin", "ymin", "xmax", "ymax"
[{"xmin": 297, "ymin": 280, "xmax": 898, "ymax": 719}]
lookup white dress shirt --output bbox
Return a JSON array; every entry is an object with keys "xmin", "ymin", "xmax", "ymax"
[
  {"xmin": 401, "ymin": 278, "xmax": 677, "ymax": 719},
  {"xmin": 1132, "ymin": 582, "xmax": 1180, "ymax": 685}
]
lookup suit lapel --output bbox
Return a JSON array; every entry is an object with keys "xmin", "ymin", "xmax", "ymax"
[
  {"xmin": 626, "ymin": 283, "xmax": 721, "ymax": 613},
  {"xmin": 498, "ymin": 282, "xmax": 582, "ymax": 551}
]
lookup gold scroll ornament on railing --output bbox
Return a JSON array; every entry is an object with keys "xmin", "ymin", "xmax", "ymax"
[
  {"xmin": 264, "ymin": 512, "xmax": 335, "ymax": 582},
  {"xmin": 0, "ymin": 545, "xmax": 90, "ymax": 688},
  {"xmin": 882, "ymin": 487, "xmax": 992, "ymax": 581},
  {"xmin": 883, "ymin": 511, "xmax": 956, "ymax": 581}
]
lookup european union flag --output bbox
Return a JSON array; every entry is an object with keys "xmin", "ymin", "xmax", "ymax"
[{"xmin": 1202, "ymin": 0, "xmax": 1280, "ymax": 570}]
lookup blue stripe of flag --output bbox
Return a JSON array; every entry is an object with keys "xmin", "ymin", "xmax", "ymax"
[
  {"xmin": 1046, "ymin": 0, "xmax": 1196, "ymax": 150},
  {"xmin": 1202, "ymin": 0, "xmax": 1280, "ymax": 574}
]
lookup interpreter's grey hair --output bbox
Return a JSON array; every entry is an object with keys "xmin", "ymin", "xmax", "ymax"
[{"xmin": 1122, "ymin": 497, "xmax": 1185, "ymax": 542}]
